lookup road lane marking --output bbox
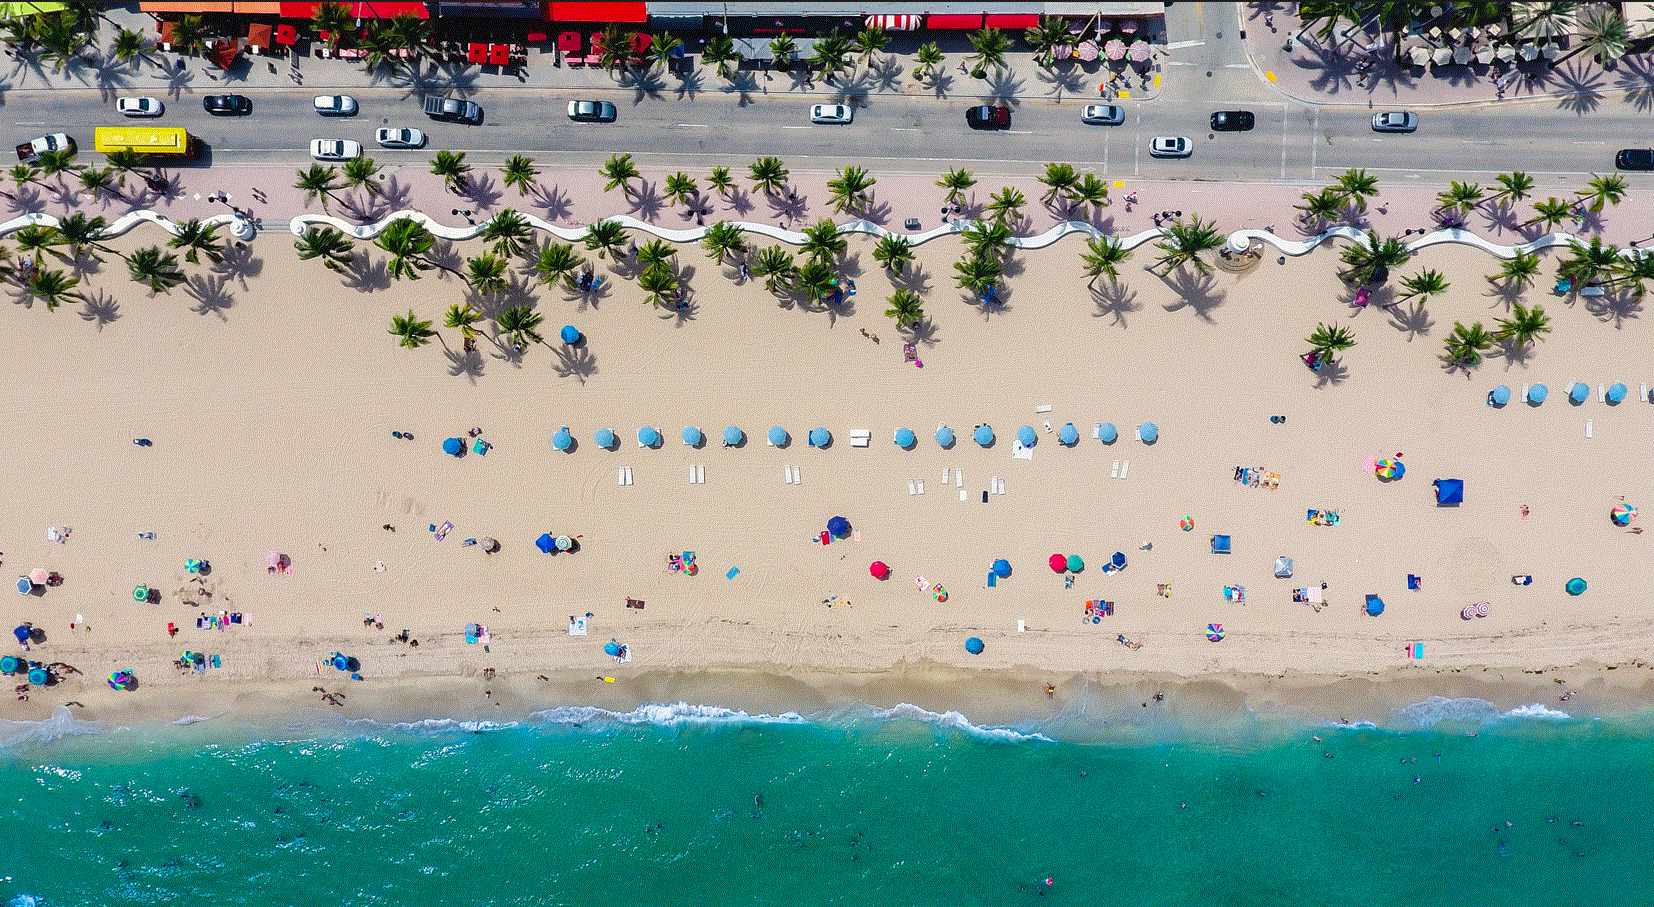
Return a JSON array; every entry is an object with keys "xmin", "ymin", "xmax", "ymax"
[
  {"xmin": 1166, "ymin": 40, "xmax": 1206, "ymax": 49},
  {"xmin": 669, "ymin": 123, "xmax": 708, "ymax": 128}
]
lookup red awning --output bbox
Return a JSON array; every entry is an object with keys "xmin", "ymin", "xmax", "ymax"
[
  {"xmin": 984, "ymin": 14, "xmax": 1040, "ymax": 29},
  {"xmin": 547, "ymin": 1, "xmax": 645, "ymax": 23},
  {"xmin": 926, "ymin": 13, "xmax": 983, "ymax": 30},
  {"xmin": 279, "ymin": 1, "xmax": 428, "ymax": 17},
  {"xmin": 865, "ymin": 14, "xmax": 921, "ymax": 31}
]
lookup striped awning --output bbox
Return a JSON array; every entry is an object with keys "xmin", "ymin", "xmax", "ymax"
[{"xmin": 865, "ymin": 14, "xmax": 920, "ymax": 30}]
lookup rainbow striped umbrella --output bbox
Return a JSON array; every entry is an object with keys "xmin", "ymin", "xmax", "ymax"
[
  {"xmin": 1612, "ymin": 503, "xmax": 1637, "ymax": 525},
  {"xmin": 1206, "ymin": 623, "xmax": 1224, "ymax": 642},
  {"xmin": 1375, "ymin": 457, "xmax": 1405, "ymax": 479}
]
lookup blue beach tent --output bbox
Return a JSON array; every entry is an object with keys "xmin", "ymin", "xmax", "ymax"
[{"xmin": 1433, "ymin": 478, "xmax": 1464, "ymax": 506}]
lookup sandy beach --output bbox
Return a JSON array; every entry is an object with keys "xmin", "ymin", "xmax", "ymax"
[{"xmin": 7, "ymin": 180, "xmax": 1654, "ymax": 729}]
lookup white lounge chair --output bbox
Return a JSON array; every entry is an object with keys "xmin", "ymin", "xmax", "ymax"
[
  {"xmin": 1119, "ymin": 461, "xmax": 1129, "ymax": 479},
  {"xmin": 850, "ymin": 430, "xmax": 871, "ymax": 448},
  {"xmin": 1111, "ymin": 460, "xmax": 1120, "ymax": 478}
]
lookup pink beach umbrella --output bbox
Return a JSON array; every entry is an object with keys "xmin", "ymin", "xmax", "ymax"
[
  {"xmin": 1049, "ymin": 553, "xmax": 1068, "ymax": 573},
  {"xmin": 1052, "ymin": 44, "xmax": 1072, "ymax": 60},
  {"xmin": 869, "ymin": 560, "xmax": 890, "ymax": 579},
  {"xmin": 1076, "ymin": 40, "xmax": 1099, "ymax": 62},
  {"xmin": 27, "ymin": 568, "xmax": 47, "ymax": 586},
  {"xmin": 265, "ymin": 550, "xmax": 283, "ymax": 569},
  {"xmin": 1104, "ymin": 38, "xmax": 1127, "ymax": 61},
  {"xmin": 1128, "ymin": 39, "xmax": 1152, "ymax": 63}
]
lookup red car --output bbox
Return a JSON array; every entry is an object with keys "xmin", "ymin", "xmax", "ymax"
[{"xmin": 966, "ymin": 105, "xmax": 1011, "ymax": 129}]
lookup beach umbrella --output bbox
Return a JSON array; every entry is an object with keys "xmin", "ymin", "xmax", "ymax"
[
  {"xmin": 1139, "ymin": 422, "xmax": 1159, "ymax": 443},
  {"xmin": 1496, "ymin": 43, "xmax": 1517, "ymax": 62},
  {"xmin": 14, "ymin": 577, "xmax": 29, "ymax": 595},
  {"xmin": 480, "ymin": 537, "xmax": 498, "ymax": 553},
  {"xmin": 1018, "ymin": 425, "xmax": 1038, "ymax": 447},
  {"xmin": 535, "ymin": 533, "xmax": 555, "ymax": 553},
  {"xmin": 638, "ymin": 426, "xmax": 660, "ymax": 447},
  {"xmin": 1529, "ymin": 383, "xmax": 1548, "ymax": 403},
  {"xmin": 1104, "ymin": 38, "xmax": 1127, "ymax": 60},
  {"xmin": 332, "ymin": 653, "xmax": 349, "ymax": 671},
  {"xmin": 992, "ymin": 559, "xmax": 1011, "ymax": 578},
  {"xmin": 1128, "ymin": 39, "xmax": 1150, "ymax": 62},
  {"xmin": 594, "ymin": 428, "xmax": 615, "ymax": 448},
  {"xmin": 895, "ymin": 428, "xmax": 916, "ymax": 448},
  {"xmin": 132, "ymin": 584, "xmax": 148, "ymax": 602},
  {"xmin": 0, "ymin": 656, "xmax": 15, "ymax": 674},
  {"xmin": 1569, "ymin": 382, "xmax": 1588, "ymax": 404},
  {"xmin": 1519, "ymin": 42, "xmax": 1538, "ymax": 61},
  {"xmin": 10, "ymin": 626, "xmax": 26, "ymax": 645},
  {"xmin": 185, "ymin": 559, "xmax": 202, "ymax": 575},
  {"xmin": 1375, "ymin": 457, "xmax": 1405, "ymax": 480},
  {"xmin": 1120, "ymin": 19, "xmax": 1138, "ymax": 33},
  {"xmin": 1111, "ymin": 551, "xmax": 1127, "ymax": 569},
  {"xmin": 964, "ymin": 636, "xmax": 984, "ymax": 654},
  {"xmin": 1180, "ymin": 516, "xmax": 1194, "ymax": 531},
  {"xmin": 723, "ymin": 426, "xmax": 743, "ymax": 446},
  {"xmin": 1566, "ymin": 577, "xmax": 1586, "ymax": 596},
  {"xmin": 1475, "ymin": 44, "xmax": 1495, "ymax": 64},
  {"xmin": 27, "ymin": 666, "xmax": 46, "ymax": 685},
  {"xmin": 1206, "ymin": 623, "xmax": 1224, "ymax": 642},
  {"xmin": 266, "ymin": 550, "xmax": 282, "ymax": 569},
  {"xmin": 827, "ymin": 516, "xmax": 850, "ymax": 537},
  {"xmin": 1066, "ymin": 554, "xmax": 1084, "ymax": 573},
  {"xmin": 1059, "ymin": 423, "xmax": 1078, "ymax": 446},
  {"xmin": 869, "ymin": 560, "xmax": 889, "ymax": 579},
  {"xmin": 768, "ymin": 426, "xmax": 789, "ymax": 446},
  {"xmin": 560, "ymin": 324, "xmax": 580, "ymax": 344},
  {"xmin": 1365, "ymin": 595, "xmax": 1386, "ymax": 616},
  {"xmin": 1453, "ymin": 45, "xmax": 1471, "ymax": 65},
  {"xmin": 27, "ymin": 568, "xmax": 46, "ymax": 586},
  {"xmin": 1099, "ymin": 422, "xmax": 1117, "ymax": 443},
  {"xmin": 1076, "ymin": 39, "xmax": 1098, "ymax": 61},
  {"xmin": 1049, "ymin": 553, "xmax": 1067, "ymax": 573},
  {"xmin": 442, "ymin": 437, "xmax": 464, "ymax": 456},
  {"xmin": 1612, "ymin": 503, "xmax": 1637, "ymax": 526},
  {"xmin": 1409, "ymin": 45, "xmax": 1431, "ymax": 66},
  {"xmin": 555, "ymin": 535, "xmax": 572, "ymax": 551},
  {"xmin": 974, "ymin": 424, "xmax": 994, "ymax": 446},
  {"xmin": 552, "ymin": 427, "xmax": 572, "ymax": 451},
  {"xmin": 682, "ymin": 426, "xmax": 703, "ymax": 446},
  {"xmin": 935, "ymin": 425, "xmax": 955, "ymax": 447},
  {"xmin": 604, "ymin": 639, "xmax": 621, "ymax": 657},
  {"xmin": 809, "ymin": 427, "xmax": 831, "ymax": 448},
  {"xmin": 1490, "ymin": 385, "xmax": 1511, "ymax": 406},
  {"xmin": 1609, "ymin": 382, "xmax": 1627, "ymax": 404}
]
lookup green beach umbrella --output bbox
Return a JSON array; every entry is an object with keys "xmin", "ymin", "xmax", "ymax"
[{"xmin": 1565, "ymin": 577, "xmax": 1586, "ymax": 596}]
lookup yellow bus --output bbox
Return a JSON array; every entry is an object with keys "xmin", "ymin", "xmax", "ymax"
[{"xmin": 93, "ymin": 126, "xmax": 196, "ymax": 159}]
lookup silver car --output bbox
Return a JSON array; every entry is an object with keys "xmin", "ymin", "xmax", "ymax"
[
  {"xmin": 116, "ymin": 96, "xmax": 164, "ymax": 117},
  {"xmin": 313, "ymin": 95, "xmax": 358, "ymax": 116},
  {"xmin": 1149, "ymin": 136, "xmax": 1191, "ymax": 158},
  {"xmin": 566, "ymin": 100, "xmax": 617, "ymax": 122},
  {"xmin": 310, "ymin": 139, "xmax": 362, "ymax": 161},
  {"xmin": 375, "ymin": 127, "xmax": 426, "ymax": 149},
  {"xmin": 1081, "ymin": 104, "xmax": 1124, "ymax": 125},
  {"xmin": 810, "ymin": 104, "xmax": 853, "ymax": 125},
  {"xmin": 1371, "ymin": 111, "xmax": 1418, "ymax": 133}
]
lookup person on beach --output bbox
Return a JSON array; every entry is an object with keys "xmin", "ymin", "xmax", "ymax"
[{"xmin": 1045, "ymin": 683, "xmax": 1055, "ymax": 699}]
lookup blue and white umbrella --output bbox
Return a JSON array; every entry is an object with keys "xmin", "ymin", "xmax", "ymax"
[
  {"xmin": 682, "ymin": 426, "xmax": 703, "ymax": 446},
  {"xmin": 594, "ymin": 428, "xmax": 615, "ymax": 448},
  {"xmin": 1059, "ymin": 422, "xmax": 1078, "ymax": 445},
  {"xmin": 723, "ymin": 426, "xmax": 744, "ymax": 446},
  {"xmin": 1569, "ymin": 383, "xmax": 1589, "ymax": 404},
  {"xmin": 809, "ymin": 427, "xmax": 831, "ymax": 448},
  {"xmin": 1139, "ymin": 422, "xmax": 1159, "ymax": 443},
  {"xmin": 638, "ymin": 426, "xmax": 661, "ymax": 447},
  {"xmin": 1608, "ymin": 382, "xmax": 1627, "ymax": 404},
  {"xmin": 1528, "ymin": 383, "xmax": 1549, "ymax": 403},
  {"xmin": 1098, "ymin": 422, "xmax": 1118, "ymax": 443},
  {"xmin": 935, "ymin": 425, "xmax": 955, "ymax": 447},
  {"xmin": 1017, "ymin": 425, "xmax": 1037, "ymax": 446}
]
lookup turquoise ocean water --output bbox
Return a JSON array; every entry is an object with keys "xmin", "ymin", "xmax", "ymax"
[{"xmin": 3, "ymin": 695, "xmax": 1652, "ymax": 907}]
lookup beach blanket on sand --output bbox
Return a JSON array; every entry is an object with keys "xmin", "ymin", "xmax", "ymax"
[{"xmin": 568, "ymin": 617, "xmax": 587, "ymax": 636}]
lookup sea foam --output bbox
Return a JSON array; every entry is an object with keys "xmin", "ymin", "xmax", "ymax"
[
  {"xmin": 0, "ymin": 705, "xmax": 101, "ymax": 750},
  {"xmin": 844, "ymin": 702, "xmax": 1053, "ymax": 743},
  {"xmin": 1394, "ymin": 696, "xmax": 1573, "ymax": 729},
  {"xmin": 529, "ymin": 701, "xmax": 806, "ymax": 729}
]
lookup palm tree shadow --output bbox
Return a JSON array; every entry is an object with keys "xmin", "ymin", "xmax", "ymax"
[
  {"xmin": 785, "ymin": 67, "xmax": 814, "ymax": 92},
  {"xmin": 720, "ymin": 70, "xmax": 759, "ymax": 106},
  {"xmin": 340, "ymin": 253, "xmax": 392, "ymax": 292},
  {"xmin": 857, "ymin": 198, "xmax": 891, "ymax": 225},
  {"xmin": 1298, "ymin": 44, "xmax": 1356, "ymax": 96},
  {"xmin": 626, "ymin": 181, "xmax": 665, "ymax": 222},
  {"xmin": 462, "ymin": 173, "xmax": 503, "ymax": 211},
  {"xmin": 1479, "ymin": 199, "xmax": 1522, "ymax": 235},
  {"xmin": 723, "ymin": 186, "xmax": 754, "ymax": 216},
  {"xmin": 150, "ymin": 64, "xmax": 197, "ymax": 99},
  {"xmin": 1313, "ymin": 358, "xmax": 1350, "ymax": 387},
  {"xmin": 444, "ymin": 345, "xmax": 485, "ymax": 381},
  {"xmin": 1615, "ymin": 59, "xmax": 1654, "ymax": 112},
  {"xmin": 86, "ymin": 56, "xmax": 134, "ymax": 100},
  {"xmin": 530, "ymin": 184, "xmax": 574, "ymax": 222},
  {"xmin": 672, "ymin": 66, "xmax": 704, "ymax": 100},
  {"xmin": 1483, "ymin": 280, "xmax": 1524, "ymax": 310},
  {"xmin": 922, "ymin": 70, "xmax": 953, "ymax": 98},
  {"xmin": 1035, "ymin": 63, "xmax": 1086, "ymax": 101},
  {"xmin": 865, "ymin": 56, "xmax": 904, "ymax": 93},
  {"xmin": 210, "ymin": 242, "xmax": 262, "ymax": 290},
  {"xmin": 4, "ymin": 185, "xmax": 43, "ymax": 215},
  {"xmin": 77, "ymin": 289, "xmax": 120, "ymax": 329},
  {"xmin": 1386, "ymin": 300, "xmax": 1434, "ymax": 339},
  {"xmin": 1090, "ymin": 278, "xmax": 1139, "ymax": 327},
  {"xmin": 1584, "ymin": 291, "xmax": 1642, "ymax": 328},
  {"xmin": 550, "ymin": 343, "xmax": 597, "ymax": 382},
  {"xmin": 892, "ymin": 262, "xmax": 930, "ymax": 293},
  {"xmin": 965, "ymin": 289, "xmax": 1011, "ymax": 320},
  {"xmin": 980, "ymin": 67, "xmax": 1023, "ymax": 105},
  {"xmin": 184, "ymin": 272, "xmax": 234, "ymax": 320},
  {"xmin": 1551, "ymin": 60, "xmax": 1605, "ymax": 115},
  {"xmin": 617, "ymin": 66, "xmax": 665, "ymax": 103},
  {"xmin": 1496, "ymin": 337, "xmax": 1536, "ymax": 370},
  {"xmin": 767, "ymin": 191, "xmax": 807, "ymax": 223},
  {"xmin": 903, "ymin": 316, "xmax": 940, "ymax": 348},
  {"xmin": 1158, "ymin": 267, "xmax": 1224, "ymax": 322}
]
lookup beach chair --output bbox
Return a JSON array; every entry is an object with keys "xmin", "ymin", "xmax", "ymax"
[
  {"xmin": 1521, "ymin": 384, "xmax": 1529, "ymax": 402},
  {"xmin": 1119, "ymin": 461, "xmax": 1129, "ymax": 479},
  {"xmin": 1111, "ymin": 461, "xmax": 1120, "ymax": 478},
  {"xmin": 1580, "ymin": 285, "xmax": 1606, "ymax": 298},
  {"xmin": 850, "ymin": 430, "xmax": 871, "ymax": 448}
]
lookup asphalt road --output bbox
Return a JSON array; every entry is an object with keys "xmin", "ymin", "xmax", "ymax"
[{"xmin": 9, "ymin": 84, "xmax": 1644, "ymax": 188}]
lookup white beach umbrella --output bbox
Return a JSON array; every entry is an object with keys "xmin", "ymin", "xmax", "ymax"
[
  {"xmin": 1496, "ymin": 44, "xmax": 1517, "ymax": 62},
  {"xmin": 1453, "ymin": 45, "xmax": 1472, "ymax": 65},
  {"xmin": 1475, "ymin": 44, "xmax": 1495, "ymax": 64}
]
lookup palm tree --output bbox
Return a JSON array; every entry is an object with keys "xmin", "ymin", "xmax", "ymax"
[
  {"xmin": 595, "ymin": 24, "xmax": 633, "ymax": 72},
  {"xmin": 7, "ymin": 162, "xmax": 40, "ymax": 196},
  {"xmin": 1441, "ymin": 321, "xmax": 1493, "ymax": 369},
  {"xmin": 707, "ymin": 165, "xmax": 735, "ymax": 197},
  {"xmin": 384, "ymin": 12, "xmax": 431, "ymax": 67},
  {"xmin": 635, "ymin": 239, "xmax": 675, "ymax": 273},
  {"xmin": 168, "ymin": 218, "xmax": 223, "ymax": 265},
  {"xmin": 76, "ymin": 165, "xmax": 118, "ymax": 201},
  {"xmin": 35, "ymin": 148, "xmax": 79, "ymax": 186},
  {"xmin": 13, "ymin": 225, "xmax": 65, "ymax": 267},
  {"xmin": 1332, "ymin": 168, "xmax": 1380, "ymax": 212},
  {"xmin": 1557, "ymin": 4, "xmax": 1628, "ymax": 65},
  {"xmin": 985, "ymin": 186, "xmax": 1026, "ymax": 225},
  {"xmin": 294, "ymin": 163, "xmax": 343, "ymax": 211},
  {"xmin": 110, "ymin": 27, "xmax": 156, "ymax": 69},
  {"xmin": 103, "ymin": 149, "xmax": 149, "ymax": 187},
  {"xmin": 1296, "ymin": 188, "xmax": 1343, "ymax": 228},
  {"xmin": 1488, "ymin": 251, "xmax": 1541, "ymax": 291},
  {"xmin": 583, "ymin": 219, "xmax": 627, "ymax": 260},
  {"xmin": 809, "ymin": 31, "xmax": 853, "ymax": 81},
  {"xmin": 163, "ymin": 14, "xmax": 203, "ymax": 58},
  {"xmin": 56, "ymin": 212, "xmax": 116, "ymax": 262},
  {"xmin": 430, "ymin": 150, "xmax": 471, "ymax": 195},
  {"xmin": 701, "ymin": 222, "xmax": 746, "ymax": 265},
  {"xmin": 445, "ymin": 303, "xmax": 483, "ymax": 345},
  {"xmin": 748, "ymin": 156, "xmax": 789, "ymax": 196},
  {"xmin": 342, "ymin": 156, "xmax": 382, "ymax": 195},
  {"xmin": 496, "ymin": 305, "xmax": 544, "ymax": 349},
  {"xmin": 500, "ymin": 154, "xmax": 539, "ymax": 196},
  {"xmin": 884, "ymin": 288, "xmax": 925, "ymax": 327},
  {"xmin": 294, "ymin": 225, "xmax": 357, "ymax": 273},
  {"xmin": 600, "ymin": 152, "xmax": 641, "ymax": 198},
  {"xmin": 1557, "ymin": 236, "xmax": 1621, "ymax": 287},
  {"xmin": 965, "ymin": 27, "xmax": 1009, "ymax": 76},
  {"xmin": 533, "ymin": 241, "xmax": 583, "ymax": 288},
  {"xmin": 464, "ymin": 253, "xmax": 510, "ymax": 297},
  {"xmin": 482, "ymin": 209, "xmax": 531, "ymax": 259},
  {"xmin": 1511, "ymin": 1, "xmax": 1577, "ymax": 41},
  {"xmin": 650, "ymin": 32, "xmax": 683, "ymax": 71},
  {"xmin": 663, "ymin": 171, "xmax": 698, "ymax": 208},
  {"xmin": 1436, "ymin": 181, "xmax": 1483, "ymax": 216},
  {"xmin": 1037, "ymin": 162, "xmax": 1079, "ymax": 203},
  {"xmin": 26, "ymin": 267, "xmax": 82, "ymax": 311},
  {"xmin": 853, "ymin": 24, "xmax": 888, "ymax": 64},
  {"xmin": 1305, "ymin": 322, "xmax": 1356, "ymax": 361},
  {"xmin": 376, "ymin": 219, "xmax": 438, "ymax": 282},
  {"xmin": 1524, "ymin": 196, "xmax": 1573, "ymax": 230},
  {"xmin": 751, "ymin": 245, "xmax": 797, "ymax": 293},
  {"xmin": 1577, "ymin": 173, "xmax": 1627, "ymax": 213},
  {"xmin": 1081, "ymin": 236, "xmax": 1131, "ymax": 287},
  {"xmin": 358, "ymin": 23, "xmax": 402, "ymax": 75},
  {"xmin": 389, "ymin": 309, "xmax": 435, "ymax": 350},
  {"xmin": 1613, "ymin": 250, "xmax": 1654, "ymax": 297},
  {"xmin": 826, "ymin": 166, "xmax": 876, "ymax": 215},
  {"xmin": 937, "ymin": 167, "xmax": 975, "ymax": 204},
  {"xmin": 795, "ymin": 259, "xmax": 837, "ymax": 301},
  {"xmin": 1068, "ymin": 174, "xmax": 1110, "ymax": 217},
  {"xmin": 1023, "ymin": 15, "xmax": 1071, "ymax": 65},
  {"xmin": 311, "ymin": 2, "xmax": 352, "ymax": 53},
  {"xmin": 1397, "ymin": 268, "xmax": 1450, "ymax": 305},
  {"xmin": 767, "ymin": 34, "xmax": 797, "ymax": 69},
  {"xmin": 1489, "ymin": 171, "xmax": 1535, "ymax": 207},
  {"xmin": 953, "ymin": 251, "xmax": 1003, "ymax": 294},
  {"xmin": 914, "ymin": 42, "xmax": 944, "ymax": 79},
  {"xmin": 872, "ymin": 234, "xmax": 913, "ymax": 275},
  {"xmin": 1494, "ymin": 302, "xmax": 1551, "ymax": 350},
  {"xmin": 127, "ymin": 246, "xmax": 184, "ymax": 293},
  {"xmin": 962, "ymin": 220, "xmax": 1013, "ymax": 259},
  {"xmin": 799, "ymin": 219, "xmax": 846, "ymax": 264},
  {"xmin": 701, "ymin": 34, "xmax": 739, "ymax": 78},
  {"xmin": 1152, "ymin": 215, "xmax": 1224, "ymax": 275},
  {"xmin": 638, "ymin": 264, "xmax": 679, "ymax": 308},
  {"xmin": 1337, "ymin": 231, "xmax": 1412, "ymax": 284}
]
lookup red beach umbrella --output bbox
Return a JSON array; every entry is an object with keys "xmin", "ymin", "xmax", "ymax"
[
  {"xmin": 870, "ymin": 561, "xmax": 889, "ymax": 579},
  {"xmin": 1049, "ymin": 553, "xmax": 1068, "ymax": 573}
]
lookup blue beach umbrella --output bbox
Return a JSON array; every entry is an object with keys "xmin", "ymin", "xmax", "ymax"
[
  {"xmin": 1566, "ymin": 577, "xmax": 1586, "ymax": 596},
  {"xmin": 1365, "ymin": 595, "xmax": 1385, "ymax": 616},
  {"xmin": 604, "ymin": 639, "xmax": 621, "ymax": 657},
  {"xmin": 827, "ymin": 516, "xmax": 850, "ymax": 537},
  {"xmin": 0, "ymin": 656, "xmax": 15, "ymax": 674},
  {"xmin": 1528, "ymin": 383, "xmax": 1548, "ymax": 403},
  {"xmin": 1059, "ymin": 422, "xmax": 1078, "ymax": 445},
  {"xmin": 1490, "ymin": 385, "xmax": 1511, "ymax": 406},
  {"xmin": 1608, "ymin": 382, "xmax": 1627, "ymax": 404},
  {"xmin": 723, "ymin": 426, "xmax": 743, "ymax": 446},
  {"xmin": 768, "ymin": 426, "xmax": 789, "ymax": 446},
  {"xmin": 974, "ymin": 424, "xmax": 994, "ymax": 446},
  {"xmin": 594, "ymin": 428, "xmax": 615, "ymax": 449},
  {"xmin": 442, "ymin": 437, "xmax": 464, "ymax": 456},
  {"xmin": 638, "ymin": 426, "xmax": 661, "ymax": 447},
  {"xmin": 560, "ymin": 325, "xmax": 580, "ymax": 344},
  {"xmin": 27, "ymin": 666, "xmax": 46, "ymax": 685},
  {"xmin": 809, "ymin": 427, "xmax": 831, "ymax": 448},
  {"xmin": 535, "ymin": 533, "xmax": 555, "ymax": 553},
  {"xmin": 552, "ymin": 427, "xmax": 572, "ymax": 451},
  {"xmin": 14, "ymin": 577, "xmax": 29, "ymax": 595},
  {"xmin": 1018, "ymin": 425, "xmax": 1037, "ymax": 446},
  {"xmin": 992, "ymin": 559, "xmax": 1011, "ymax": 578},
  {"xmin": 964, "ymin": 636, "xmax": 984, "ymax": 655},
  {"xmin": 682, "ymin": 426, "xmax": 703, "ymax": 446},
  {"xmin": 935, "ymin": 426, "xmax": 955, "ymax": 447},
  {"xmin": 895, "ymin": 428, "xmax": 916, "ymax": 448},
  {"xmin": 1099, "ymin": 422, "xmax": 1118, "ymax": 443},
  {"xmin": 1139, "ymin": 422, "xmax": 1159, "ymax": 443},
  {"xmin": 1111, "ymin": 551, "xmax": 1127, "ymax": 569},
  {"xmin": 1569, "ymin": 382, "xmax": 1588, "ymax": 404}
]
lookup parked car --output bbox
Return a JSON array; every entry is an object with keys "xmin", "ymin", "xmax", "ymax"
[
  {"xmin": 313, "ymin": 95, "xmax": 357, "ymax": 116},
  {"xmin": 203, "ymin": 94, "xmax": 252, "ymax": 115},
  {"xmin": 965, "ymin": 104, "xmax": 1011, "ymax": 129},
  {"xmin": 1210, "ymin": 110, "xmax": 1254, "ymax": 131},
  {"xmin": 1615, "ymin": 148, "xmax": 1654, "ymax": 171},
  {"xmin": 1080, "ymin": 104, "xmax": 1125, "ymax": 125},
  {"xmin": 566, "ymin": 100, "xmax": 617, "ymax": 122},
  {"xmin": 375, "ymin": 127, "xmax": 426, "ymax": 149},
  {"xmin": 310, "ymin": 139, "xmax": 362, "ymax": 161},
  {"xmin": 810, "ymin": 104, "xmax": 853, "ymax": 125},
  {"xmin": 1371, "ymin": 111, "xmax": 1418, "ymax": 133},
  {"xmin": 15, "ymin": 133, "xmax": 72, "ymax": 163},
  {"xmin": 1149, "ymin": 136, "xmax": 1191, "ymax": 158},
  {"xmin": 116, "ymin": 96, "xmax": 164, "ymax": 117},
  {"xmin": 424, "ymin": 95, "xmax": 483, "ymax": 124}
]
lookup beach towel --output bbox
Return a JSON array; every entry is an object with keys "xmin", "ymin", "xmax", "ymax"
[
  {"xmin": 434, "ymin": 521, "xmax": 453, "ymax": 540},
  {"xmin": 726, "ymin": 566, "xmax": 740, "ymax": 579},
  {"xmin": 568, "ymin": 617, "xmax": 588, "ymax": 636},
  {"xmin": 1011, "ymin": 441, "xmax": 1033, "ymax": 460}
]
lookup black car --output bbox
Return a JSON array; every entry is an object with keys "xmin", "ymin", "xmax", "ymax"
[
  {"xmin": 1210, "ymin": 110, "xmax": 1254, "ymax": 131},
  {"xmin": 1615, "ymin": 148, "xmax": 1654, "ymax": 171},
  {"xmin": 203, "ymin": 94, "xmax": 251, "ymax": 115},
  {"xmin": 965, "ymin": 105, "xmax": 1011, "ymax": 129}
]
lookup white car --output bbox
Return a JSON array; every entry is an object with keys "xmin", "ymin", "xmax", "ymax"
[
  {"xmin": 810, "ymin": 104, "xmax": 853, "ymax": 125},
  {"xmin": 374, "ymin": 127, "xmax": 426, "ymax": 149},
  {"xmin": 1080, "ymin": 104, "xmax": 1124, "ymax": 125},
  {"xmin": 313, "ymin": 95, "xmax": 358, "ymax": 116},
  {"xmin": 116, "ymin": 96, "xmax": 164, "ymax": 117},
  {"xmin": 1149, "ymin": 135, "xmax": 1191, "ymax": 158},
  {"xmin": 310, "ymin": 139, "xmax": 362, "ymax": 161},
  {"xmin": 1371, "ymin": 111, "xmax": 1418, "ymax": 133}
]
